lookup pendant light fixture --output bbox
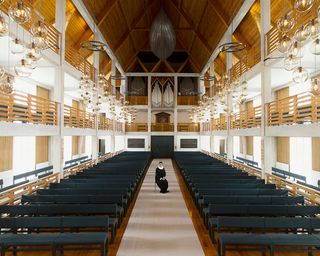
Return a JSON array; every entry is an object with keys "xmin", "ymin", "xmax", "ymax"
[
  {"xmin": 277, "ymin": 34, "xmax": 291, "ymax": 53},
  {"xmin": 80, "ymin": 0, "xmax": 106, "ymax": 52},
  {"xmin": 8, "ymin": 1, "xmax": 32, "ymax": 24},
  {"xmin": 284, "ymin": 54, "xmax": 300, "ymax": 71},
  {"xmin": 10, "ymin": 38, "xmax": 25, "ymax": 54},
  {"xmin": 311, "ymin": 40, "xmax": 320, "ymax": 95},
  {"xmin": 277, "ymin": 12, "xmax": 295, "ymax": 33},
  {"xmin": 219, "ymin": 0, "xmax": 245, "ymax": 53},
  {"xmin": 310, "ymin": 37, "xmax": 320, "ymax": 55},
  {"xmin": 294, "ymin": 25, "xmax": 310, "ymax": 42},
  {"xmin": 294, "ymin": 0, "xmax": 314, "ymax": 12},
  {"xmin": 292, "ymin": 66, "xmax": 309, "ymax": 83},
  {"xmin": 14, "ymin": 59, "xmax": 32, "ymax": 77}
]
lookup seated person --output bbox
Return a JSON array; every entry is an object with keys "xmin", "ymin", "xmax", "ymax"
[{"xmin": 155, "ymin": 162, "xmax": 169, "ymax": 193}]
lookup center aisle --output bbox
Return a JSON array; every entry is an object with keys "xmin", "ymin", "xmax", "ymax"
[{"xmin": 117, "ymin": 159, "xmax": 204, "ymax": 256}]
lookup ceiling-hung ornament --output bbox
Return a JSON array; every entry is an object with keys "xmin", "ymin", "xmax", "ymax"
[
  {"xmin": 80, "ymin": 0, "xmax": 106, "ymax": 51},
  {"xmin": 219, "ymin": 0, "xmax": 245, "ymax": 53},
  {"xmin": 8, "ymin": 1, "xmax": 32, "ymax": 24},
  {"xmin": 150, "ymin": 10, "xmax": 176, "ymax": 60}
]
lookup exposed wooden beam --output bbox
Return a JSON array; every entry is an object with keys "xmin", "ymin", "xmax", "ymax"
[
  {"xmin": 114, "ymin": 0, "xmax": 157, "ymax": 55},
  {"xmin": 126, "ymin": 57, "xmax": 138, "ymax": 72},
  {"xmin": 209, "ymin": 0, "xmax": 229, "ymax": 28},
  {"xmin": 96, "ymin": 0, "xmax": 119, "ymax": 27},
  {"xmin": 151, "ymin": 60, "xmax": 162, "ymax": 73},
  {"xmin": 118, "ymin": 2, "xmax": 136, "ymax": 52},
  {"xmin": 114, "ymin": 29, "xmax": 130, "ymax": 53},
  {"xmin": 137, "ymin": 58, "xmax": 149, "ymax": 73},
  {"xmin": 177, "ymin": 59, "xmax": 189, "ymax": 73},
  {"xmin": 164, "ymin": 60, "xmax": 175, "ymax": 73}
]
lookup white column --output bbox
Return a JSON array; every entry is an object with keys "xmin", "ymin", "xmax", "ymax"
[
  {"xmin": 91, "ymin": 33, "xmax": 100, "ymax": 160},
  {"xmin": 110, "ymin": 62, "xmax": 116, "ymax": 153},
  {"xmin": 50, "ymin": 0, "xmax": 66, "ymax": 177},
  {"xmin": 226, "ymin": 29, "xmax": 233, "ymax": 161},
  {"xmin": 174, "ymin": 76, "xmax": 178, "ymax": 150},
  {"xmin": 260, "ymin": 0, "xmax": 275, "ymax": 178},
  {"xmin": 147, "ymin": 76, "xmax": 152, "ymax": 150}
]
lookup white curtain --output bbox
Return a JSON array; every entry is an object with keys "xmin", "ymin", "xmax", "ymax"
[
  {"xmin": 163, "ymin": 82, "xmax": 174, "ymax": 107},
  {"xmin": 152, "ymin": 82, "xmax": 162, "ymax": 107}
]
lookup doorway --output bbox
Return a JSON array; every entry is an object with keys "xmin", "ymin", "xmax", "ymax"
[{"xmin": 151, "ymin": 136, "xmax": 174, "ymax": 158}]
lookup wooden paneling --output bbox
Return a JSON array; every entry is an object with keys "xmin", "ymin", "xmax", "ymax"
[
  {"xmin": 276, "ymin": 137, "xmax": 290, "ymax": 164},
  {"xmin": 82, "ymin": 0, "xmax": 245, "ymax": 73},
  {"xmin": 219, "ymin": 139, "xmax": 225, "ymax": 154},
  {"xmin": 72, "ymin": 136, "xmax": 79, "ymax": 156},
  {"xmin": 72, "ymin": 100, "xmax": 79, "ymax": 109},
  {"xmin": 79, "ymin": 136, "xmax": 86, "ymax": 154},
  {"xmin": 245, "ymin": 100, "xmax": 253, "ymax": 110},
  {"xmin": 0, "ymin": 136, "xmax": 13, "ymax": 172},
  {"xmin": 312, "ymin": 137, "xmax": 320, "ymax": 171},
  {"xmin": 36, "ymin": 136, "xmax": 49, "ymax": 164},
  {"xmin": 246, "ymin": 136, "xmax": 253, "ymax": 156},
  {"xmin": 240, "ymin": 136, "xmax": 244, "ymax": 154},
  {"xmin": 276, "ymin": 87, "xmax": 289, "ymax": 100},
  {"xmin": 37, "ymin": 86, "xmax": 50, "ymax": 99}
]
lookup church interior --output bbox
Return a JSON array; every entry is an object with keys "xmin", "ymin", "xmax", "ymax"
[{"xmin": 0, "ymin": 0, "xmax": 320, "ymax": 255}]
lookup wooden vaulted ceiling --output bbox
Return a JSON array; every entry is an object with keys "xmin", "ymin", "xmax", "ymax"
[{"xmin": 82, "ymin": 0, "xmax": 246, "ymax": 73}]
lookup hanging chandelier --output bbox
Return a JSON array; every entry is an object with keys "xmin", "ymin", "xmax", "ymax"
[
  {"xmin": 0, "ymin": 15, "xmax": 8, "ymax": 36},
  {"xmin": 0, "ymin": 75, "xmax": 13, "ymax": 94},
  {"xmin": 8, "ymin": 1, "xmax": 32, "ymax": 24}
]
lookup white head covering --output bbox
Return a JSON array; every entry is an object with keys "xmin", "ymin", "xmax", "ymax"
[{"xmin": 158, "ymin": 162, "xmax": 164, "ymax": 169}]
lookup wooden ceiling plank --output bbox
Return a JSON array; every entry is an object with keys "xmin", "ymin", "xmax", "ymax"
[
  {"xmin": 118, "ymin": 2, "xmax": 137, "ymax": 52},
  {"xmin": 209, "ymin": 0, "xmax": 229, "ymax": 28},
  {"xmin": 97, "ymin": 0, "xmax": 119, "ymax": 27}
]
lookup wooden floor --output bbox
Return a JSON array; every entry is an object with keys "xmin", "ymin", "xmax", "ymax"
[{"xmin": 7, "ymin": 158, "xmax": 320, "ymax": 256}]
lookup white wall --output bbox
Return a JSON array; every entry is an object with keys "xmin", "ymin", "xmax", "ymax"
[
  {"xmin": 115, "ymin": 135, "xmax": 125, "ymax": 152},
  {"xmin": 200, "ymin": 135, "xmax": 210, "ymax": 152},
  {"xmin": 289, "ymin": 137, "xmax": 315, "ymax": 184},
  {"xmin": 85, "ymin": 136, "xmax": 92, "ymax": 157},
  {"xmin": 0, "ymin": 136, "xmax": 36, "ymax": 187},
  {"xmin": 63, "ymin": 136, "xmax": 72, "ymax": 162},
  {"xmin": 177, "ymin": 111, "xmax": 189, "ymax": 123},
  {"xmin": 253, "ymin": 136, "xmax": 261, "ymax": 167},
  {"xmin": 233, "ymin": 136, "xmax": 240, "ymax": 159}
]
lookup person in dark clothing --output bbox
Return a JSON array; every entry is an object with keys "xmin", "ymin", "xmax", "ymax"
[{"xmin": 155, "ymin": 162, "xmax": 169, "ymax": 193}]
